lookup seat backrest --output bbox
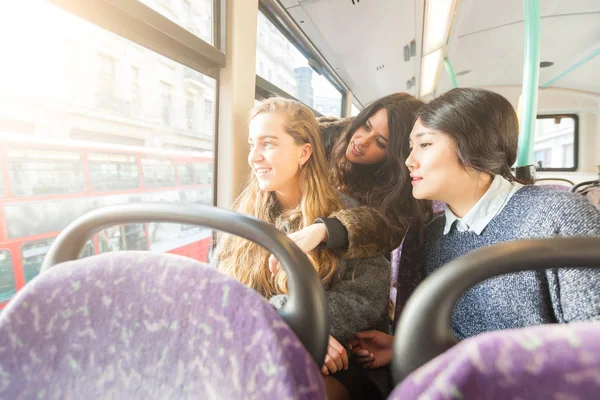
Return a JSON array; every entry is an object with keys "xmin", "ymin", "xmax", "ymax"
[
  {"xmin": 389, "ymin": 230, "xmax": 422, "ymax": 331},
  {"xmin": 389, "ymin": 322, "xmax": 600, "ymax": 400},
  {"xmin": 0, "ymin": 252, "xmax": 325, "ymax": 399},
  {"xmin": 580, "ymin": 183, "xmax": 600, "ymax": 210},
  {"xmin": 538, "ymin": 183, "xmax": 571, "ymax": 191},
  {"xmin": 535, "ymin": 177, "xmax": 574, "ymax": 191}
]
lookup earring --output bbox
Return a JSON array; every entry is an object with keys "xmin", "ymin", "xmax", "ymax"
[{"xmin": 299, "ymin": 162, "xmax": 304, "ymax": 170}]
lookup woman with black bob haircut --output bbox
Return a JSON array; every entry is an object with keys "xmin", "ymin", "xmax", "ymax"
[{"xmin": 348, "ymin": 87, "xmax": 600, "ymax": 372}]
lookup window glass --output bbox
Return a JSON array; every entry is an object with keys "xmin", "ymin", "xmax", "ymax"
[
  {"xmin": 138, "ymin": 0, "xmax": 213, "ymax": 45},
  {"xmin": 7, "ymin": 149, "xmax": 85, "ymax": 196},
  {"xmin": 178, "ymin": 164, "xmax": 195, "ymax": 185},
  {"xmin": 0, "ymin": 0, "xmax": 216, "ymax": 272},
  {"xmin": 161, "ymin": 82, "xmax": 173, "ymax": 125},
  {"xmin": 21, "ymin": 238, "xmax": 94, "ymax": 283},
  {"xmin": 98, "ymin": 224, "xmax": 148, "ymax": 253},
  {"xmin": 142, "ymin": 158, "xmax": 176, "ymax": 188},
  {"xmin": 148, "ymin": 189, "xmax": 212, "ymax": 255},
  {"xmin": 256, "ymin": 11, "xmax": 342, "ymax": 117},
  {"xmin": 89, "ymin": 153, "xmax": 140, "ymax": 192},
  {"xmin": 0, "ymin": 171, "xmax": 5, "ymax": 198},
  {"xmin": 0, "ymin": 250, "xmax": 16, "ymax": 302},
  {"xmin": 194, "ymin": 162, "xmax": 213, "ymax": 184},
  {"xmin": 186, "ymin": 99, "xmax": 195, "ymax": 130},
  {"xmin": 534, "ymin": 116, "xmax": 576, "ymax": 170}
]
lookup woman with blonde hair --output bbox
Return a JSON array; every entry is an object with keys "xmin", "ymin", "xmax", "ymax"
[{"xmin": 214, "ymin": 98, "xmax": 390, "ymax": 399}]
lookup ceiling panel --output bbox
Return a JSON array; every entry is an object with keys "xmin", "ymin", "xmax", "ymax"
[
  {"xmin": 457, "ymin": 0, "xmax": 600, "ymax": 38},
  {"xmin": 288, "ymin": 0, "xmax": 419, "ymax": 104},
  {"xmin": 284, "ymin": 0, "xmax": 600, "ymax": 102},
  {"xmin": 438, "ymin": 1, "xmax": 600, "ymax": 95}
]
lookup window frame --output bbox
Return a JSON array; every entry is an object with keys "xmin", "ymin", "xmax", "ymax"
[
  {"xmin": 257, "ymin": 1, "xmax": 349, "ymax": 117},
  {"xmin": 49, "ymin": 0, "xmax": 225, "ymax": 79},
  {"xmin": 258, "ymin": 0, "xmax": 349, "ymax": 98},
  {"xmin": 534, "ymin": 113, "xmax": 579, "ymax": 172},
  {"xmin": 255, "ymin": 75, "xmax": 323, "ymax": 118}
]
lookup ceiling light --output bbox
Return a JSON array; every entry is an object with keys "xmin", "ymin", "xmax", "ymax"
[
  {"xmin": 422, "ymin": 0, "xmax": 456, "ymax": 55},
  {"xmin": 420, "ymin": 49, "xmax": 443, "ymax": 97}
]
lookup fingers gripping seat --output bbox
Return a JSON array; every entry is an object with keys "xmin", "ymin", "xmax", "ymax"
[{"xmin": 0, "ymin": 252, "xmax": 325, "ymax": 399}]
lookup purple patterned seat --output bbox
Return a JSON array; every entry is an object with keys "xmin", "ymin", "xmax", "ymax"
[
  {"xmin": 389, "ymin": 322, "xmax": 600, "ymax": 400},
  {"xmin": 432, "ymin": 201, "xmax": 445, "ymax": 214},
  {"xmin": 0, "ymin": 252, "xmax": 325, "ymax": 399},
  {"xmin": 389, "ymin": 231, "xmax": 422, "ymax": 331}
]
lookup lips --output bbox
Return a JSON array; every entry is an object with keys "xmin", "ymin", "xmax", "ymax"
[
  {"xmin": 410, "ymin": 175, "xmax": 423, "ymax": 185},
  {"xmin": 254, "ymin": 167, "xmax": 272, "ymax": 177},
  {"xmin": 350, "ymin": 142, "xmax": 363, "ymax": 156}
]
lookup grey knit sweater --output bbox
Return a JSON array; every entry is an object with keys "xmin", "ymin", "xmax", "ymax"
[
  {"xmin": 269, "ymin": 193, "xmax": 391, "ymax": 345},
  {"xmin": 422, "ymin": 185, "xmax": 600, "ymax": 340}
]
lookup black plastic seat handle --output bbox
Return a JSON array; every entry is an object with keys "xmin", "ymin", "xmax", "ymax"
[
  {"xmin": 40, "ymin": 202, "xmax": 329, "ymax": 365},
  {"xmin": 392, "ymin": 236, "xmax": 600, "ymax": 384}
]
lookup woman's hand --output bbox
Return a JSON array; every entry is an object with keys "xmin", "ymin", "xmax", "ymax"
[
  {"xmin": 269, "ymin": 223, "xmax": 328, "ymax": 275},
  {"xmin": 348, "ymin": 330, "xmax": 394, "ymax": 369},
  {"xmin": 321, "ymin": 335, "xmax": 349, "ymax": 375}
]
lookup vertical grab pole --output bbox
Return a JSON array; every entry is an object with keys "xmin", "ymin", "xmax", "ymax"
[
  {"xmin": 515, "ymin": 0, "xmax": 541, "ymax": 182},
  {"xmin": 443, "ymin": 58, "xmax": 458, "ymax": 89}
]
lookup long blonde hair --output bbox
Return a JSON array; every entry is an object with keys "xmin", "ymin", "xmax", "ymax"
[{"xmin": 217, "ymin": 98, "xmax": 342, "ymax": 297}]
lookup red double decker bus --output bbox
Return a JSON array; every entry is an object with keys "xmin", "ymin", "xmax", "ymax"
[{"xmin": 0, "ymin": 133, "xmax": 213, "ymax": 308}]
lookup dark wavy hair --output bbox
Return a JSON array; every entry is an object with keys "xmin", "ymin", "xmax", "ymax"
[
  {"xmin": 330, "ymin": 93, "xmax": 432, "ymax": 238},
  {"xmin": 416, "ymin": 88, "xmax": 529, "ymax": 183}
]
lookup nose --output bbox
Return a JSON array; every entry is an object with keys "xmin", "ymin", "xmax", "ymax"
[
  {"xmin": 249, "ymin": 146, "xmax": 264, "ymax": 164},
  {"xmin": 405, "ymin": 148, "xmax": 417, "ymax": 170},
  {"xmin": 354, "ymin": 133, "xmax": 371, "ymax": 148}
]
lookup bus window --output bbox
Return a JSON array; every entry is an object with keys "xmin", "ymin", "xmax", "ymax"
[
  {"xmin": 177, "ymin": 164, "xmax": 195, "ymax": 186},
  {"xmin": 8, "ymin": 149, "xmax": 85, "ymax": 196},
  {"xmin": 21, "ymin": 238, "xmax": 95, "ymax": 283},
  {"xmin": 88, "ymin": 153, "xmax": 140, "ymax": 191},
  {"xmin": 1, "ymin": 0, "xmax": 217, "ymax": 297},
  {"xmin": 0, "ymin": 250, "xmax": 16, "ymax": 302},
  {"xmin": 98, "ymin": 224, "xmax": 148, "ymax": 253},
  {"xmin": 194, "ymin": 163, "xmax": 213, "ymax": 184},
  {"xmin": 534, "ymin": 115, "xmax": 577, "ymax": 171},
  {"xmin": 256, "ymin": 11, "xmax": 342, "ymax": 117},
  {"xmin": 142, "ymin": 158, "xmax": 177, "ymax": 188},
  {"xmin": 0, "ymin": 172, "xmax": 5, "ymax": 197}
]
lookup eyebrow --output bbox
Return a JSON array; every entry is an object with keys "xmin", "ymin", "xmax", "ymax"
[
  {"xmin": 367, "ymin": 119, "xmax": 389, "ymax": 143},
  {"xmin": 248, "ymin": 135, "xmax": 279, "ymax": 142},
  {"xmin": 411, "ymin": 131, "xmax": 436, "ymax": 139}
]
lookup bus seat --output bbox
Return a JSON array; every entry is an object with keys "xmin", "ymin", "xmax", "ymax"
[
  {"xmin": 535, "ymin": 178, "xmax": 574, "ymax": 191},
  {"xmin": 388, "ymin": 321, "xmax": 600, "ymax": 400},
  {"xmin": 0, "ymin": 252, "xmax": 325, "ymax": 399},
  {"xmin": 432, "ymin": 201, "xmax": 444, "ymax": 214},
  {"xmin": 389, "ymin": 237, "xmax": 600, "ymax": 399},
  {"xmin": 389, "ymin": 230, "xmax": 422, "ymax": 331},
  {"xmin": 572, "ymin": 179, "xmax": 600, "ymax": 210},
  {"xmin": 538, "ymin": 183, "xmax": 571, "ymax": 191}
]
